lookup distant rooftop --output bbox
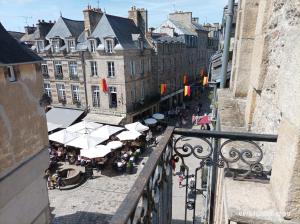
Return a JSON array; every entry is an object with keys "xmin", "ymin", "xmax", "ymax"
[{"xmin": 0, "ymin": 23, "xmax": 42, "ymax": 65}]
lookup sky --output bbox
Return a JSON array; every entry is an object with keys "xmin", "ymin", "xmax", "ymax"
[{"xmin": 0, "ymin": 0, "xmax": 229, "ymax": 32}]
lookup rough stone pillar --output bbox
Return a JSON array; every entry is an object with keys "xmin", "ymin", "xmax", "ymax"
[
  {"xmin": 244, "ymin": 0, "xmax": 271, "ymax": 127},
  {"xmin": 270, "ymin": 118, "xmax": 300, "ymax": 220},
  {"xmin": 231, "ymin": 0, "xmax": 260, "ymax": 97}
]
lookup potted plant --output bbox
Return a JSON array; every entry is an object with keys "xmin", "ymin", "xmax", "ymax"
[{"xmin": 126, "ymin": 160, "xmax": 133, "ymax": 174}]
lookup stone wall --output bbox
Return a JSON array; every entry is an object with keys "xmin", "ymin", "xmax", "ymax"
[
  {"xmin": 215, "ymin": 0, "xmax": 300, "ymax": 223},
  {"xmin": 0, "ymin": 63, "xmax": 49, "ymax": 223}
]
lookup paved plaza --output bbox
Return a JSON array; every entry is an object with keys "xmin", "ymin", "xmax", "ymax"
[
  {"xmin": 49, "ymin": 89, "xmax": 212, "ymax": 224},
  {"xmin": 49, "ymin": 153, "xmax": 150, "ymax": 224}
]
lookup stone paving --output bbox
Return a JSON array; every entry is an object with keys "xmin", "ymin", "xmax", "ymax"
[{"xmin": 49, "ymin": 153, "xmax": 150, "ymax": 224}]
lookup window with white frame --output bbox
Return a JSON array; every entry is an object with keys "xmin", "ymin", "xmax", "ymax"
[
  {"xmin": 92, "ymin": 85, "xmax": 100, "ymax": 107},
  {"xmin": 44, "ymin": 83, "xmax": 51, "ymax": 98},
  {"xmin": 37, "ymin": 41, "xmax": 44, "ymax": 53},
  {"xmin": 71, "ymin": 85, "xmax": 80, "ymax": 103},
  {"xmin": 54, "ymin": 61, "xmax": 63, "ymax": 76},
  {"xmin": 52, "ymin": 39, "xmax": 60, "ymax": 53},
  {"xmin": 69, "ymin": 61, "xmax": 78, "ymax": 77},
  {"xmin": 5, "ymin": 66, "xmax": 16, "ymax": 82},
  {"xmin": 56, "ymin": 84, "xmax": 66, "ymax": 102},
  {"xmin": 105, "ymin": 39, "xmax": 113, "ymax": 53},
  {"xmin": 109, "ymin": 86, "xmax": 117, "ymax": 108},
  {"xmin": 90, "ymin": 61, "xmax": 98, "ymax": 76},
  {"xmin": 90, "ymin": 40, "xmax": 96, "ymax": 52},
  {"xmin": 68, "ymin": 40, "xmax": 75, "ymax": 52},
  {"xmin": 130, "ymin": 60, "xmax": 136, "ymax": 76},
  {"xmin": 107, "ymin": 61, "xmax": 115, "ymax": 77},
  {"xmin": 41, "ymin": 63, "xmax": 48, "ymax": 76}
]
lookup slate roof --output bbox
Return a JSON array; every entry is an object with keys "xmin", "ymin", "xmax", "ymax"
[
  {"xmin": 0, "ymin": 23, "xmax": 42, "ymax": 65},
  {"xmin": 21, "ymin": 22, "xmax": 53, "ymax": 42},
  {"xmin": 8, "ymin": 31, "xmax": 25, "ymax": 41},
  {"xmin": 46, "ymin": 16, "xmax": 84, "ymax": 40},
  {"xmin": 91, "ymin": 14, "xmax": 146, "ymax": 49}
]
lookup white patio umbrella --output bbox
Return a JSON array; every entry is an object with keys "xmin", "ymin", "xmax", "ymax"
[
  {"xmin": 66, "ymin": 121, "xmax": 103, "ymax": 134},
  {"xmin": 48, "ymin": 129, "xmax": 80, "ymax": 144},
  {"xmin": 152, "ymin": 113, "xmax": 164, "ymax": 120},
  {"xmin": 47, "ymin": 122, "xmax": 62, "ymax": 132},
  {"xmin": 117, "ymin": 130, "xmax": 142, "ymax": 141},
  {"xmin": 90, "ymin": 125, "xmax": 124, "ymax": 139},
  {"xmin": 125, "ymin": 122, "xmax": 149, "ymax": 132},
  {"xmin": 80, "ymin": 145, "xmax": 111, "ymax": 159},
  {"xmin": 144, "ymin": 118, "xmax": 157, "ymax": 126},
  {"xmin": 66, "ymin": 134, "xmax": 108, "ymax": 149},
  {"xmin": 106, "ymin": 141, "xmax": 123, "ymax": 150}
]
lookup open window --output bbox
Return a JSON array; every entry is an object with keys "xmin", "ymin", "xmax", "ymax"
[
  {"xmin": 5, "ymin": 66, "xmax": 16, "ymax": 82},
  {"xmin": 109, "ymin": 86, "xmax": 117, "ymax": 108}
]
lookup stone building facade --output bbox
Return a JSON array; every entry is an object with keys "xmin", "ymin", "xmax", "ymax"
[
  {"xmin": 214, "ymin": 0, "xmax": 300, "ymax": 223},
  {"xmin": 0, "ymin": 23, "xmax": 49, "ymax": 224},
  {"xmin": 24, "ymin": 6, "xmax": 211, "ymax": 125}
]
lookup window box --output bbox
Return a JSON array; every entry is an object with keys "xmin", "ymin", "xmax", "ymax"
[{"xmin": 55, "ymin": 74, "xmax": 64, "ymax": 80}]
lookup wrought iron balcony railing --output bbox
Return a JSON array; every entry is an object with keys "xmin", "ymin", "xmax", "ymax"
[{"xmin": 111, "ymin": 127, "xmax": 277, "ymax": 224}]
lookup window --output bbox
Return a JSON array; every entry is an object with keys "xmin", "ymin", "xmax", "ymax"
[
  {"xmin": 90, "ymin": 61, "xmax": 98, "ymax": 76},
  {"xmin": 68, "ymin": 40, "xmax": 75, "ymax": 52},
  {"xmin": 5, "ymin": 66, "xmax": 16, "ymax": 82},
  {"xmin": 92, "ymin": 86, "xmax": 100, "ymax": 107},
  {"xmin": 107, "ymin": 61, "xmax": 115, "ymax": 77},
  {"xmin": 148, "ymin": 58, "xmax": 151, "ymax": 72},
  {"xmin": 106, "ymin": 39, "xmax": 113, "ymax": 53},
  {"xmin": 56, "ymin": 84, "xmax": 66, "ymax": 102},
  {"xmin": 37, "ymin": 41, "xmax": 44, "ymax": 53},
  {"xmin": 41, "ymin": 63, "xmax": 48, "ymax": 76},
  {"xmin": 54, "ymin": 61, "xmax": 63, "ymax": 77},
  {"xmin": 90, "ymin": 40, "xmax": 96, "ymax": 52},
  {"xmin": 71, "ymin": 85, "xmax": 80, "ymax": 103},
  {"xmin": 52, "ymin": 40, "xmax": 60, "ymax": 53},
  {"xmin": 109, "ymin": 86, "xmax": 117, "ymax": 108},
  {"xmin": 131, "ymin": 89, "xmax": 135, "ymax": 102},
  {"xmin": 44, "ymin": 83, "xmax": 51, "ymax": 98},
  {"xmin": 69, "ymin": 61, "xmax": 78, "ymax": 77},
  {"xmin": 130, "ymin": 60, "xmax": 136, "ymax": 76},
  {"xmin": 140, "ymin": 59, "xmax": 144, "ymax": 74},
  {"xmin": 141, "ymin": 80, "xmax": 145, "ymax": 99}
]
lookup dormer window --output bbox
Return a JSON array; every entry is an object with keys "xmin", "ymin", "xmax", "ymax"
[
  {"xmin": 67, "ymin": 39, "xmax": 75, "ymax": 52},
  {"xmin": 36, "ymin": 41, "xmax": 44, "ymax": 53},
  {"xmin": 52, "ymin": 39, "xmax": 60, "ymax": 53},
  {"xmin": 105, "ymin": 39, "xmax": 113, "ymax": 53},
  {"xmin": 90, "ymin": 40, "xmax": 96, "ymax": 52}
]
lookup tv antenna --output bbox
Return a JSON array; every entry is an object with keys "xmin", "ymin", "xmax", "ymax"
[{"xmin": 19, "ymin": 16, "xmax": 32, "ymax": 26}]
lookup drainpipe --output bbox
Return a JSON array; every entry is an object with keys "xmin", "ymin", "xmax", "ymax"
[
  {"xmin": 220, "ymin": 0, "xmax": 234, "ymax": 88},
  {"xmin": 80, "ymin": 51, "xmax": 89, "ymax": 111}
]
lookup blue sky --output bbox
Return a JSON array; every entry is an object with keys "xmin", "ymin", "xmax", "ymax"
[{"xmin": 0, "ymin": 0, "xmax": 228, "ymax": 32}]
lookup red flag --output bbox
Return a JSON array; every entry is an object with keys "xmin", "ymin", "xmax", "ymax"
[
  {"xmin": 102, "ymin": 79, "xmax": 108, "ymax": 92},
  {"xmin": 184, "ymin": 85, "xmax": 191, "ymax": 96},
  {"xmin": 160, "ymin": 84, "xmax": 167, "ymax": 95},
  {"xmin": 183, "ymin": 74, "xmax": 188, "ymax": 85}
]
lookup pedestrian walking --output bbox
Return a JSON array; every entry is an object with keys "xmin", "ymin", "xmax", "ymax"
[
  {"xmin": 171, "ymin": 159, "xmax": 176, "ymax": 176},
  {"xmin": 179, "ymin": 175, "xmax": 184, "ymax": 188}
]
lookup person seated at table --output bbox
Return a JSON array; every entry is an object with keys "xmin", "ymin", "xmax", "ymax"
[{"xmin": 122, "ymin": 153, "xmax": 129, "ymax": 161}]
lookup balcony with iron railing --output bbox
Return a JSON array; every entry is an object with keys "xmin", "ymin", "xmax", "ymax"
[{"xmin": 110, "ymin": 126, "xmax": 277, "ymax": 224}]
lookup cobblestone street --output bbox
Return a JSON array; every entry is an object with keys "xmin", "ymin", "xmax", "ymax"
[{"xmin": 49, "ymin": 154, "xmax": 151, "ymax": 224}]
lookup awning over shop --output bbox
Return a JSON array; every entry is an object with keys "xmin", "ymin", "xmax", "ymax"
[
  {"xmin": 46, "ymin": 107, "xmax": 84, "ymax": 128},
  {"xmin": 83, "ymin": 113, "xmax": 125, "ymax": 125},
  {"xmin": 47, "ymin": 122, "xmax": 62, "ymax": 132},
  {"xmin": 160, "ymin": 89, "xmax": 183, "ymax": 101}
]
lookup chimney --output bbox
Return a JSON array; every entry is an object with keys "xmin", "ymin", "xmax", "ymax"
[
  {"xmin": 24, "ymin": 25, "xmax": 36, "ymax": 35},
  {"xmin": 83, "ymin": 5, "xmax": 103, "ymax": 38},
  {"xmin": 192, "ymin": 17, "xmax": 199, "ymax": 24},
  {"xmin": 128, "ymin": 6, "xmax": 148, "ymax": 34},
  {"xmin": 169, "ymin": 11, "xmax": 192, "ymax": 26}
]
